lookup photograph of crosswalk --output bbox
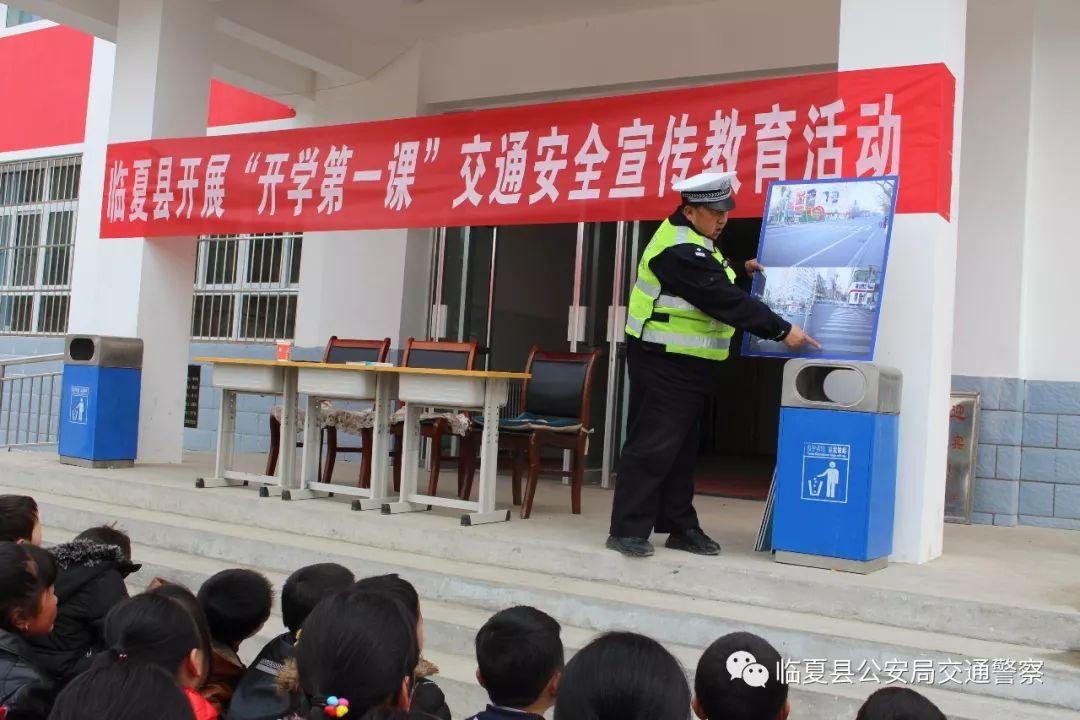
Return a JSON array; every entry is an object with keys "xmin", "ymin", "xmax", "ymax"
[{"xmin": 743, "ymin": 177, "xmax": 897, "ymax": 360}]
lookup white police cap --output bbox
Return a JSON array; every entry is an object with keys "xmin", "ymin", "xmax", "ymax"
[{"xmin": 673, "ymin": 171, "xmax": 737, "ymax": 211}]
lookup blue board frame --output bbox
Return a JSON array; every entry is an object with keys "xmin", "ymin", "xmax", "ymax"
[{"xmin": 741, "ymin": 175, "xmax": 899, "ymax": 361}]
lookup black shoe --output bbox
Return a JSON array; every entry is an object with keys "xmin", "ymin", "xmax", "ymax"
[
  {"xmin": 665, "ymin": 528, "xmax": 721, "ymax": 556},
  {"xmin": 606, "ymin": 535, "xmax": 655, "ymax": 558}
]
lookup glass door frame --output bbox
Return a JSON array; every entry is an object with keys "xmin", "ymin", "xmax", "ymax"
[{"xmin": 428, "ymin": 220, "xmax": 636, "ymax": 489}]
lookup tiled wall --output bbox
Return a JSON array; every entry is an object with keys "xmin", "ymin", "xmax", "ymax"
[
  {"xmin": 184, "ymin": 342, "xmax": 327, "ymax": 455},
  {"xmin": 953, "ymin": 375, "xmax": 1080, "ymax": 530}
]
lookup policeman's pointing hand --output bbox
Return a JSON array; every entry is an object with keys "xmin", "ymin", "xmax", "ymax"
[
  {"xmin": 745, "ymin": 258, "xmax": 766, "ymax": 275},
  {"xmin": 783, "ymin": 324, "xmax": 822, "ymax": 351}
]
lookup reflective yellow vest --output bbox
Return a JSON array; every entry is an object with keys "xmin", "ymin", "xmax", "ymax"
[{"xmin": 624, "ymin": 220, "xmax": 737, "ymax": 361}]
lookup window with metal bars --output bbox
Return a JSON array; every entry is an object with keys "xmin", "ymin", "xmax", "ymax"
[
  {"xmin": 0, "ymin": 156, "xmax": 79, "ymax": 336},
  {"xmin": 191, "ymin": 233, "xmax": 302, "ymax": 342}
]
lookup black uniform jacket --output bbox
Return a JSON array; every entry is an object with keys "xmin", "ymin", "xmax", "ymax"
[
  {"xmin": 631, "ymin": 211, "xmax": 792, "ymax": 389},
  {"xmin": 648, "ymin": 211, "xmax": 790, "ymax": 342}
]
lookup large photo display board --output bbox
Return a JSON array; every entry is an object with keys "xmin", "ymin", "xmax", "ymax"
[{"xmin": 743, "ymin": 176, "xmax": 898, "ymax": 361}]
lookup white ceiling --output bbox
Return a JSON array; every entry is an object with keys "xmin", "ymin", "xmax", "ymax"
[{"xmin": 19, "ymin": 0, "xmax": 718, "ymax": 94}]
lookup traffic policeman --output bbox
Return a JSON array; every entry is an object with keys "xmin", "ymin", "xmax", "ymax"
[{"xmin": 607, "ymin": 171, "xmax": 820, "ymax": 558}]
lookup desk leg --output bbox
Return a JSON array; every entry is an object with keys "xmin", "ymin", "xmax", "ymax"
[
  {"xmin": 262, "ymin": 368, "xmax": 297, "ymax": 498},
  {"xmin": 283, "ymin": 393, "xmax": 321, "ymax": 501},
  {"xmin": 463, "ymin": 378, "xmax": 511, "ymax": 526},
  {"xmin": 382, "ymin": 402, "xmax": 428, "ymax": 514},
  {"xmin": 355, "ymin": 373, "xmax": 396, "ymax": 511},
  {"xmin": 197, "ymin": 389, "xmax": 243, "ymax": 489}
]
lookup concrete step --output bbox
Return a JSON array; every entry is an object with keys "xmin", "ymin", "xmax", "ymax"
[
  {"xmin": 30, "ymin": 489, "xmax": 1080, "ymax": 717},
  {"xmin": 6, "ymin": 455, "xmax": 1078, "ymax": 656},
  {"xmin": 75, "ymin": 529, "xmax": 1077, "ymax": 720}
]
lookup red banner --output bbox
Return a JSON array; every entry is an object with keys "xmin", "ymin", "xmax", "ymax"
[{"xmin": 100, "ymin": 63, "xmax": 954, "ymax": 238}]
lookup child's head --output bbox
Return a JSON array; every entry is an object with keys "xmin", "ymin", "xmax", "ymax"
[
  {"xmin": 148, "ymin": 581, "xmax": 214, "ymax": 684},
  {"xmin": 0, "ymin": 495, "xmax": 40, "ymax": 545},
  {"xmin": 694, "ymin": 632, "xmax": 788, "ymax": 720},
  {"xmin": 75, "ymin": 524, "xmax": 134, "ymax": 561},
  {"xmin": 282, "ymin": 563, "xmax": 355, "ymax": 636},
  {"xmin": 475, "ymin": 606, "xmax": 563, "ymax": 712},
  {"xmin": 49, "ymin": 661, "xmax": 195, "ymax": 720},
  {"xmin": 197, "ymin": 568, "xmax": 273, "ymax": 649},
  {"xmin": 0, "ymin": 541, "xmax": 57, "ymax": 637},
  {"xmin": 856, "ymin": 688, "xmax": 946, "ymax": 720},
  {"xmin": 295, "ymin": 588, "xmax": 419, "ymax": 719},
  {"xmin": 354, "ymin": 573, "xmax": 423, "ymax": 648},
  {"xmin": 362, "ymin": 711, "xmax": 438, "ymax": 720},
  {"xmin": 101, "ymin": 593, "xmax": 206, "ymax": 689},
  {"xmin": 554, "ymin": 632, "xmax": 689, "ymax": 720}
]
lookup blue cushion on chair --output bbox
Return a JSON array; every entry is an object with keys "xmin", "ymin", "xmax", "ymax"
[{"xmin": 477, "ymin": 412, "xmax": 584, "ymax": 433}]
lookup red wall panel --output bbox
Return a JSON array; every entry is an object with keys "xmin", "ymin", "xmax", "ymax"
[
  {"xmin": 0, "ymin": 25, "xmax": 93, "ymax": 151},
  {"xmin": 0, "ymin": 25, "xmax": 295, "ymax": 153},
  {"xmin": 208, "ymin": 80, "xmax": 296, "ymax": 127}
]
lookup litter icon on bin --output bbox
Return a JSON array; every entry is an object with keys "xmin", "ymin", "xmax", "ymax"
[
  {"xmin": 69, "ymin": 385, "xmax": 89, "ymax": 425},
  {"xmin": 801, "ymin": 442, "xmax": 849, "ymax": 504}
]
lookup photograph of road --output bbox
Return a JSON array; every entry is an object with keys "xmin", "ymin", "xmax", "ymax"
[
  {"xmin": 745, "ymin": 266, "xmax": 881, "ymax": 358},
  {"xmin": 743, "ymin": 176, "xmax": 898, "ymax": 360}
]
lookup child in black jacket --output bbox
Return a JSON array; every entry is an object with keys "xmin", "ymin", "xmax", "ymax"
[{"xmin": 28, "ymin": 526, "xmax": 139, "ymax": 686}]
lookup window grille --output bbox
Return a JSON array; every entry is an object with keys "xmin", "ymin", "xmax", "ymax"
[
  {"xmin": 0, "ymin": 155, "xmax": 80, "ymax": 336},
  {"xmin": 192, "ymin": 232, "xmax": 302, "ymax": 342}
]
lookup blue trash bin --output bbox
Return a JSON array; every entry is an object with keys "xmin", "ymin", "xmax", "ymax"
[
  {"xmin": 58, "ymin": 335, "xmax": 143, "ymax": 468},
  {"xmin": 772, "ymin": 360, "xmax": 902, "ymax": 573}
]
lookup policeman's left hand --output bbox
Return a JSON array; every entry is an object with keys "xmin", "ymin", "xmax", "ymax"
[{"xmin": 745, "ymin": 258, "xmax": 766, "ymax": 275}]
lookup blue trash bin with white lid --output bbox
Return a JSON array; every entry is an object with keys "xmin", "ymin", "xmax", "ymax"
[
  {"xmin": 772, "ymin": 359, "xmax": 902, "ymax": 573},
  {"xmin": 58, "ymin": 335, "xmax": 143, "ymax": 468}
]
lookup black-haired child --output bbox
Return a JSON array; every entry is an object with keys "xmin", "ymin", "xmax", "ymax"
[
  {"xmin": 0, "ymin": 542, "xmax": 57, "ymax": 720},
  {"xmin": 289, "ymin": 588, "xmax": 419, "ymax": 719},
  {"xmin": 468, "ymin": 606, "xmax": 563, "ymax": 720},
  {"xmin": 101, "ymin": 592, "xmax": 218, "ymax": 719},
  {"xmin": 198, "ymin": 569, "xmax": 274, "ymax": 714},
  {"xmin": 226, "ymin": 563, "xmax": 354, "ymax": 720},
  {"xmin": 0, "ymin": 496, "xmax": 40, "ymax": 546},
  {"xmin": 353, "ymin": 574, "xmax": 449, "ymax": 720},
  {"xmin": 29, "ymin": 525, "xmax": 141, "ymax": 685},
  {"xmin": 856, "ymin": 687, "xmax": 946, "ymax": 720},
  {"xmin": 48, "ymin": 661, "xmax": 195, "ymax": 720},
  {"xmin": 694, "ymin": 632, "xmax": 789, "ymax": 720},
  {"xmin": 555, "ymin": 631, "xmax": 689, "ymax": 720}
]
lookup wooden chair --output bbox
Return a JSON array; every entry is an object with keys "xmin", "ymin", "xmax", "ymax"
[
  {"xmin": 462, "ymin": 346, "xmax": 600, "ymax": 519},
  {"xmin": 389, "ymin": 338, "xmax": 479, "ymax": 497},
  {"xmin": 265, "ymin": 336, "xmax": 391, "ymax": 485}
]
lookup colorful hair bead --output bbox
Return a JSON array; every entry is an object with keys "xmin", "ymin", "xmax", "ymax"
[{"xmin": 323, "ymin": 697, "xmax": 349, "ymax": 718}]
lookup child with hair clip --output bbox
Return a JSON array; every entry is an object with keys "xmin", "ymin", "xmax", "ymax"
[
  {"xmin": 280, "ymin": 589, "xmax": 418, "ymax": 720},
  {"xmin": 353, "ymin": 574, "xmax": 449, "ymax": 720},
  {"xmin": 97, "ymin": 593, "xmax": 219, "ymax": 720},
  {"xmin": 228, "ymin": 563, "xmax": 355, "ymax": 720}
]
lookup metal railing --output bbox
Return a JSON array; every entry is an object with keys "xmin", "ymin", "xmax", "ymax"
[{"xmin": 0, "ymin": 353, "xmax": 63, "ymax": 448}]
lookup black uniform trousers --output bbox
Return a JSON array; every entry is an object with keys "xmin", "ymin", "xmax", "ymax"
[{"xmin": 609, "ymin": 339, "xmax": 715, "ymax": 539}]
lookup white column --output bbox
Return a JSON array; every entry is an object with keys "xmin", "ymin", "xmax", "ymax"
[
  {"xmin": 839, "ymin": 0, "xmax": 967, "ymax": 563},
  {"xmin": 952, "ymin": 0, "xmax": 1034, "ymax": 378},
  {"xmin": 294, "ymin": 48, "xmax": 427, "ymax": 350},
  {"xmin": 67, "ymin": 0, "xmax": 215, "ymax": 463}
]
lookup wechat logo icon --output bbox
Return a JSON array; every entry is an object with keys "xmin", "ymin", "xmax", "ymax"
[{"xmin": 726, "ymin": 651, "xmax": 770, "ymax": 688}]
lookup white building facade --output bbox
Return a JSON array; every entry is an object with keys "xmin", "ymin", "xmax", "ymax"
[{"xmin": 0, "ymin": 0, "xmax": 1077, "ymax": 563}]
